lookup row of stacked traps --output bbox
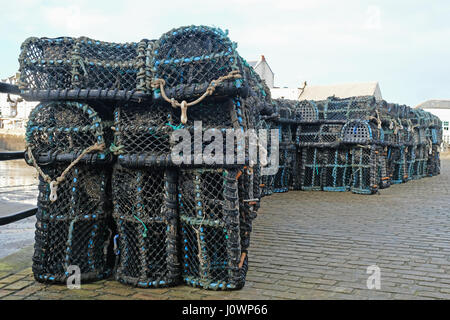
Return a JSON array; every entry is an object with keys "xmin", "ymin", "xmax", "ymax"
[
  {"xmin": 20, "ymin": 25, "xmax": 270, "ymax": 290},
  {"xmin": 259, "ymin": 95, "xmax": 442, "ymax": 195}
]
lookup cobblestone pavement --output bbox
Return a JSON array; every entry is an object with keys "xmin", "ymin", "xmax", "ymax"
[{"xmin": 0, "ymin": 160, "xmax": 449, "ymax": 300}]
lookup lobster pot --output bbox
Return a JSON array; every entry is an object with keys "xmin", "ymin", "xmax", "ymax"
[
  {"xmin": 259, "ymin": 118, "xmax": 279, "ymax": 196},
  {"xmin": 178, "ymin": 168, "xmax": 248, "ymax": 290},
  {"xmin": 25, "ymin": 101, "xmax": 113, "ymax": 283},
  {"xmin": 114, "ymin": 103, "xmax": 175, "ymax": 163},
  {"xmin": 378, "ymin": 148, "xmax": 391, "ymax": 189},
  {"xmin": 392, "ymin": 147, "xmax": 407, "ymax": 184},
  {"xmin": 427, "ymin": 145, "xmax": 440, "ymax": 176},
  {"xmin": 349, "ymin": 146, "xmax": 379, "ymax": 194},
  {"xmin": 412, "ymin": 146, "xmax": 428, "ymax": 179},
  {"xmin": 273, "ymin": 145, "xmax": 296, "ymax": 193},
  {"xmin": 431, "ymin": 127, "xmax": 442, "ymax": 145},
  {"xmin": 323, "ymin": 148, "xmax": 351, "ymax": 192},
  {"xmin": 382, "ymin": 127, "xmax": 397, "ymax": 147},
  {"xmin": 151, "ymin": 25, "xmax": 250, "ymax": 103},
  {"xmin": 33, "ymin": 164, "xmax": 113, "ymax": 283},
  {"xmin": 296, "ymin": 123, "xmax": 343, "ymax": 147},
  {"xmin": 341, "ymin": 120, "xmax": 383, "ymax": 145},
  {"xmin": 395, "ymin": 126, "xmax": 407, "ymax": 146},
  {"xmin": 290, "ymin": 148, "xmax": 303, "ymax": 190},
  {"xmin": 260, "ymin": 173, "xmax": 275, "ymax": 197},
  {"xmin": 317, "ymin": 96, "xmax": 378, "ymax": 121},
  {"xmin": 115, "ymin": 98, "xmax": 253, "ymax": 167},
  {"xmin": 299, "ymin": 147, "xmax": 325, "ymax": 191},
  {"xmin": 405, "ymin": 147, "xmax": 415, "ymax": 182},
  {"xmin": 18, "ymin": 37, "xmax": 151, "ymax": 94},
  {"xmin": 112, "ymin": 165, "xmax": 180, "ymax": 288},
  {"xmin": 238, "ymin": 166, "xmax": 260, "ymax": 253},
  {"xmin": 295, "ymin": 100, "xmax": 319, "ymax": 122},
  {"xmin": 279, "ymin": 123, "xmax": 295, "ymax": 144},
  {"xmin": 26, "ymin": 101, "xmax": 111, "ymax": 158}
]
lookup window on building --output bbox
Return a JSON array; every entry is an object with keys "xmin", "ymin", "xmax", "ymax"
[{"xmin": 443, "ymin": 121, "xmax": 449, "ymax": 131}]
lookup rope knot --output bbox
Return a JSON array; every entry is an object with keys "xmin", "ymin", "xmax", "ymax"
[
  {"xmin": 150, "ymin": 78, "xmax": 165, "ymax": 89},
  {"xmin": 170, "ymin": 97, "xmax": 177, "ymax": 108},
  {"xmin": 150, "ymin": 70, "xmax": 242, "ymax": 124},
  {"xmin": 49, "ymin": 181, "xmax": 59, "ymax": 202},
  {"xmin": 180, "ymin": 101, "xmax": 188, "ymax": 124},
  {"xmin": 27, "ymin": 143, "xmax": 105, "ymax": 203}
]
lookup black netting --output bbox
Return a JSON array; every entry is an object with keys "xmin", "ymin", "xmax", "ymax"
[
  {"xmin": 427, "ymin": 145, "xmax": 440, "ymax": 176},
  {"xmin": 179, "ymin": 168, "xmax": 247, "ymax": 290},
  {"xmin": 323, "ymin": 148, "xmax": 351, "ymax": 192},
  {"xmin": 273, "ymin": 146, "xmax": 296, "ymax": 192},
  {"xmin": 296, "ymin": 100, "xmax": 319, "ymax": 122},
  {"xmin": 349, "ymin": 146, "xmax": 378, "ymax": 194},
  {"xmin": 297, "ymin": 146, "xmax": 379, "ymax": 194},
  {"xmin": 378, "ymin": 147, "xmax": 391, "ymax": 189},
  {"xmin": 152, "ymin": 26, "xmax": 245, "ymax": 102},
  {"xmin": 19, "ymin": 37, "xmax": 152, "ymax": 94},
  {"xmin": 114, "ymin": 103, "xmax": 174, "ymax": 158},
  {"xmin": 238, "ymin": 165, "xmax": 260, "ymax": 252},
  {"xmin": 341, "ymin": 121, "xmax": 379, "ymax": 144},
  {"xmin": 112, "ymin": 166, "xmax": 179, "ymax": 287},
  {"xmin": 115, "ymin": 97, "xmax": 257, "ymax": 167},
  {"xmin": 299, "ymin": 147, "xmax": 324, "ymax": 191},
  {"xmin": 32, "ymin": 164, "xmax": 113, "ymax": 283},
  {"xmin": 25, "ymin": 101, "xmax": 111, "ymax": 160},
  {"xmin": 392, "ymin": 147, "xmax": 407, "ymax": 184},
  {"xmin": 296, "ymin": 123, "xmax": 343, "ymax": 146}
]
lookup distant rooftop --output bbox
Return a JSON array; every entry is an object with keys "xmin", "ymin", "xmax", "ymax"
[
  {"xmin": 415, "ymin": 100, "xmax": 450, "ymax": 110},
  {"xmin": 299, "ymin": 82, "xmax": 382, "ymax": 101}
]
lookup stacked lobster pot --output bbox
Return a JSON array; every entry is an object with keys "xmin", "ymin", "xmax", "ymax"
[
  {"xmin": 426, "ymin": 113, "xmax": 442, "ymax": 176},
  {"xmin": 18, "ymin": 27, "xmax": 266, "ymax": 290},
  {"xmin": 291, "ymin": 95, "xmax": 441, "ymax": 194},
  {"xmin": 295, "ymin": 97, "xmax": 355, "ymax": 192},
  {"xmin": 146, "ymin": 26, "xmax": 266, "ymax": 290},
  {"xmin": 24, "ymin": 101, "xmax": 115, "ymax": 283},
  {"xmin": 19, "ymin": 36, "xmax": 152, "ymax": 283},
  {"xmin": 295, "ymin": 96, "xmax": 392, "ymax": 194},
  {"xmin": 269, "ymin": 99, "xmax": 299, "ymax": 193}
]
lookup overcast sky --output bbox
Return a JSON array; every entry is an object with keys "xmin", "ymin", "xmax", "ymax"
[{"xmin": 1, "ymin": 0, "xmax": 448, "ymax": 106}]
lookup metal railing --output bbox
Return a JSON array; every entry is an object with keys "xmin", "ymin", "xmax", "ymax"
[{"xmin": 0, "ymin": 151, "xmax": 37, "ymax": 226}]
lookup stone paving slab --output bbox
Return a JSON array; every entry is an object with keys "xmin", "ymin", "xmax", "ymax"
[{"xmin": 0, "ymin": 160, "xmax": 449, "ymax": 300}]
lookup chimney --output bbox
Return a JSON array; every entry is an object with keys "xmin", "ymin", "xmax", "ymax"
[{"xmin": 261, "ymin": 55, "xmax": 266, "ymax": 61}]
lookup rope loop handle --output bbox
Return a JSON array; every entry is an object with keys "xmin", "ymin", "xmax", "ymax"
[
  {"xmin": 27, "ymin": 142, "xmax": 105, "ymax": 202},
  {"xmin": 151, "ymin": 70, "xmax": 242, "ymax": 124}
]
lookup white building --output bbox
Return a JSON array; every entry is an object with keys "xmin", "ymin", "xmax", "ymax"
[
  {"xmin": 247, "ymin": 56, "xmax": 382, "ymax": 102},
  {"xmin": 248, "ymin": 55, "xmax": 274, "ymax": 89},
  {"xmin": 415, "ymin": 100, "xmax": 450, "ymax": 146},
  {"xmin": 0, "ymin": 75, "xmax": 37, "ymax": 131}
]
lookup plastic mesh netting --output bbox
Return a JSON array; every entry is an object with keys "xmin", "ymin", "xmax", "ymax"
[
  {"xmin": 32, "ymin": 164, "xmax": 113, "ymax": 283},
  {"xmin": 19, "ymin": 37, "xmax": 153, "ymax": 96},
  {"xmin": 112, "ymin": 166, "xmax": 179, "ymax": 287},
  {"xmin": 151, "ymin": 26, "xmax": 247, "ymax": 102},
  {"xmin": 25, "ymin": 100, "xmax": 113, "ymax": 283},
  {"xmin": 25, "ymin": 101, "xmax": 111, "ymax": 159},
  {"xmin": 178, "ymin": 168, "xmax": 247, "ymax": 290},
  {"xmin": 287, "ymin": 94, "xmax": 442, "ymax": 194}
]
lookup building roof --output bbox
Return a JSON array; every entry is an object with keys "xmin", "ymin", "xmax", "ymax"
[
  {"xmin": 248, "ymin": 61, "xmax": 258, "ymax": 68},
  {"xmin": 248, "ymin": 55, "xmax": 274, "ymax": 75},
  {"xmin": 415, "ymin": 100, "xmax": 450, "ymax": 110},
  {"xmin": 298, "ymin": 82, "xmax": 382, "ymax": 101}
]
